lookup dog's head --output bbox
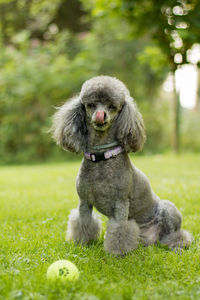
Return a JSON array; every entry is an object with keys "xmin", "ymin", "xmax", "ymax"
[
  {"xmin": 80, "ymin": 76, "xmax": 126, "ymax": 132},
  {"xmin": 52, "ymin": 76, "xmax": 146, "ymax": 153}
]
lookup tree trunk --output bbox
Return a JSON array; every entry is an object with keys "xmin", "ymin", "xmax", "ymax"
[
  {"xmin": 194, "ymin": 67, "xmax": 200, "ymax": 111},
  {"xmin": 173, "ymin": 73, "xmax": 181, "ymax": 153}
]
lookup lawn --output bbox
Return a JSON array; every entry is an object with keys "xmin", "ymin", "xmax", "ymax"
[{"xmin": 0, "ymin": 154, "xmax": 200, "ymax": 300}]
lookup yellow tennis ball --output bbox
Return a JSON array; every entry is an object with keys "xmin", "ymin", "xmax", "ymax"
[{"xmin": 47, "ymin": 260, "xmax": 79, "ymax": 282}]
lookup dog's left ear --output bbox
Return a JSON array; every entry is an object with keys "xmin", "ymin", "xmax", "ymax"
[{"xmin": 116, "ymin": 97, "xmax": 146, "ymax": 152}]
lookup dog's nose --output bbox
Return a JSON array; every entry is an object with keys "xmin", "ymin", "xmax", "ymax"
[{"xmin": 95, "ymin": 111, "xmax": 105, "ymax": 124}]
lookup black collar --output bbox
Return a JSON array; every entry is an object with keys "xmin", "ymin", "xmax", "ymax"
[{"xmin": 84, "ymin": 145, "xmax": 123, "ymax": 162}]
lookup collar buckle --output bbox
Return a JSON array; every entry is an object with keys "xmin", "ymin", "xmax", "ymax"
[{"xmin": 90, "ymin": 152, "xmax": 105, "ymax": 162}]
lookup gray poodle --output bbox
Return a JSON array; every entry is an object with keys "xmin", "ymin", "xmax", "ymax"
[{"xmin": 52, "ymin": 75, "xmax": 193, "ymax": 255}]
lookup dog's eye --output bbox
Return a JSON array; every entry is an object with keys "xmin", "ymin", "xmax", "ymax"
[
  {"xmin": 87, "ymin": 103, "xmax": 96, "ymax": 109},
  {"xmin": 109, "ymin": 104, "xmax": 116, "ymax": 111}
]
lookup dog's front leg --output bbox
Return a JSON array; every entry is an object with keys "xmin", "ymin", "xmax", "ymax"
[
  {"xmin": 104, "ymin": 200, "xmax": 139, "ymax": 255},
  {"xmin": 66, "ymin": 201, "xmax": 101, "ymax": 244}
]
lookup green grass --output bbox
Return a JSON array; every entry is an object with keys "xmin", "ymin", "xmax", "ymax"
[{"xmin": 0, "ymin": 154, "xmax": 200, "ymax": 300}]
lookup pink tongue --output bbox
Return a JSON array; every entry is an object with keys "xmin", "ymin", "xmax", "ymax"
[{"xmin": 96, "ymin": 111, "xmax": 105, "ymax": 124}]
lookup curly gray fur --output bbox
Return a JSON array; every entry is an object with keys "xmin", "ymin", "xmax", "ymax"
[
  {"xmin": 51, "ymin": 75, "xmax": 193, "ymax": 255},
  {"xmin": 52, "ymin": 97, "xmax": 87, "ymax": 152},
  {"xmin": 66, "ymin": 208, "xmax": 101, "ymax": 243},
  {"xmin": 104, "ymin": 219, "xmax": 140, "ymax": 255}
]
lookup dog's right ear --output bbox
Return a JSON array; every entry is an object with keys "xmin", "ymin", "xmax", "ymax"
[{"xmin": 51, "ymin": 97, "xmax": 87, "ymax": 153}]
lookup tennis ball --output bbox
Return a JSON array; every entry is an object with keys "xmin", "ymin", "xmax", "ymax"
[{"xmin": 47, "ymin": 260, "xmax": 79, "ymax": 282}]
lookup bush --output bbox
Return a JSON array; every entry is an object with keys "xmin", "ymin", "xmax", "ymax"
[
  {"xmin": 181, "ymin": 109, "xmax": 200, "ymax": 152},
  {"xmin": 0, "ymin": 31, "xmax": 94, "ymax": 164}
]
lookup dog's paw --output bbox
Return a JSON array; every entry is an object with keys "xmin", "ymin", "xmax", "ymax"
[
  {"xmin": 104, "ymin": 219, "xmax": 139, "ymax": 255},
  {"xmin": 66, "ymin": 209, "xmax": 102, "ymax": 244}
]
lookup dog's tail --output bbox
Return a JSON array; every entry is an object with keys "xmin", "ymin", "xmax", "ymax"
[{"xmin": 160, "ymin": 229, "xmax": 193, "ymax": 250}]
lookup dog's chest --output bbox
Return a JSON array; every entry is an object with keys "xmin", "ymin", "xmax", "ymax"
[{"xmin": 76, "ymin": 157, "xmax": 130, "ymax": 217}]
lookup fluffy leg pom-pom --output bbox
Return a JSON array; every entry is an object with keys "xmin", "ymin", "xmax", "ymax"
[
  {"xmin": 104, "ymin": 219, "xmax": 139, "ymax": 255},
  {"xmin": 66, "ymin": 209, "xmax": 101, "ymax": 244},
  {"xmin": 160, "ymin": 229, "xmax": 193, "ymax": 250}
]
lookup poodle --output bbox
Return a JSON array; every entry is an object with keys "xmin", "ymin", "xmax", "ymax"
[{"xmin": 51, "ymin": 75, "xmax": 193, "ymax": 255}]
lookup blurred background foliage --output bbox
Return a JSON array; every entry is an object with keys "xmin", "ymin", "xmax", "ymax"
[{"xmin": 0, "ymin": 0, "xmax": 199, "ymax": 164}]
